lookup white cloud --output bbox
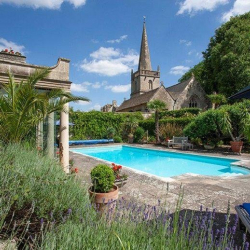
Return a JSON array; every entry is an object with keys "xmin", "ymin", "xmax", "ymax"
[
  {"xmin": 80, "ymin": 48, "xmax": 139, "ymax": 77},
  {"xmin": 105, "ymin": 84, "xmax": 130, "ymax": 93},
  {"xmin": 177, "ymin": 0, "xmax": 229, "ymax": 15},
  {"xmin": 170, "ymin": 66, "xmax": 190, "ymax": 75},
  {"xmin": 92, "ymin": 81, "xmax": 107, "ymax": 89},
  {"xmin": 89, "ymin": 103, "xmax": 101, "ymax": 111},
  {"xmin": 90, "ymin": 47, "xmax": 120, "ymax": 60},
  {"xmin": 179, "ymin": 39, "xmax": 192, "ymax": 46},
  {"xmin": 222, "ymin": 0, "xmax": 250, "ymax": 22},
  {"xmin": 71, "ymin": 82, "xmax": 91, "ymax": 93},
  {"xmin": 0, "ymin": 38, "xmax": 25, "ymax": 54},
  {"xmin": 78, "ymin": 100, "xmax": 90, "ymax": 105},
  {"xmin": 0, "ymin": 0, "xmax": 86, "ymax": 9},
  {"xmin": 107, "ymin": 35, "xmax": 128, "ymax": 44},
  {"xmin": 71, "ymin": 81, "xmax": 107, "ymax": 92}
]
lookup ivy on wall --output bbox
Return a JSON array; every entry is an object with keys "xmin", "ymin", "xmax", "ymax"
[{"xmin": 70, "ymin": 111, "xmax": 143, "ymax": 139}]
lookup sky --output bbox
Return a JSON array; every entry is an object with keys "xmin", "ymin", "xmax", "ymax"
[{"xmin": 0, "ymin": 0, "xmax": 250, "ymax": 111}]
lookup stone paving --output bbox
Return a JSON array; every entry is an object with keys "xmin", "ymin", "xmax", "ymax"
[{"xmin": 70, "ymin": 143, "xmax": 250, "ymax": 214}]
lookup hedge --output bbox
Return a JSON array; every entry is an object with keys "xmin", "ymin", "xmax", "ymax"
[
  {"xmin": 159, "ymin": 108, "xmax": 201, "ymax": 119},
  {"xmin": 139, "ymin": 117, "xmax": 194, "ymax": 136},
  {"xmin": 70, "ymin": 111, "xmax": 143, "ymax": 139}
]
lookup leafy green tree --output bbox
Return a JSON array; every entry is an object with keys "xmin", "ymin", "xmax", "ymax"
[
  {"xmin": 0, "ymin": 69, "xmax": 89, "ymax": 143},
  {"xmin": 202, "ymin": 12, "xmax": 250, "ymax": 96},
  {"xmin": 207, "ymin": 94, "xmax": 227, "ymax": 109},
  {"xmin": 147, "ymin": 99, "xmax": 166, "ymax": 144},
  {"xmin": 178, "ymin": 61, "xmax": 205, "ymax": 84},
  {"xmin": 179, "ymin": 12, "xmax": 250, "ymax": 97},
  {"xmin": 123, "ymin": 116, "xmax": 139, "ymax": 136}
]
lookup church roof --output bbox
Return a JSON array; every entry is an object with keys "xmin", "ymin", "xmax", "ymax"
[
  {"xmin": 116, "ymin": 87, "xmax": 160, "ymax": 111},
  {"xmin": 166, "ymin": 78, "xmax": 191, "ymax": 100},
  {"xmin": 138, "ymin": 21, "xmax": 152, "ymax": 71}
]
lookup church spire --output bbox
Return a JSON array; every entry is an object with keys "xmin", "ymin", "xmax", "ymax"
[{"xmin": 138, "ymin": 18, "xmax": 152, "ymax": 71}]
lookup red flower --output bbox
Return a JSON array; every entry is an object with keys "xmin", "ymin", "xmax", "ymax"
[
  {"xmin": 112, "ymin": 163, "xmax": 116, "ymax": 167},
  {"xmin": 118, "ymin": 165, "xmax": 122, "ymax": 169},
  {"xmin": 74, "ymin": 168, "xmax": 78, "ymax": 173},
  {"xmin": 5, "ymin": 49, "xmax": 8, "ymax": 52}
]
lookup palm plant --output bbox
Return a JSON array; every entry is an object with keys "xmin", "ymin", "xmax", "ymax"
[
  {"xmin": 147, "ymin": 99, "xmax": 166, "ymax": 144},
  {"xmin": 0, "ymin": 68, "xmax": 89, "ymax": 143}
]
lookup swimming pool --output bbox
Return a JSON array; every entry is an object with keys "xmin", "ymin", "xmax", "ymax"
[{"xmin": 70, "ymin": 145, "xmax": 250, "ymax": 178}]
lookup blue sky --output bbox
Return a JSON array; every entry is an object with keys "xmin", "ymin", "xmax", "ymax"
[{"xmin": 0, "ymin": 0, "xmax": 250, "ymax": 111}]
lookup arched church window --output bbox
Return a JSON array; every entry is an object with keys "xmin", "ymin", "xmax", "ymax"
[
  {"xmin": 149, "ymin": 80, "xmax": 153, "ymax": 90},
  {"xmin": 189, "ymin": 95, "xmax": 198, "ymax": 108}
]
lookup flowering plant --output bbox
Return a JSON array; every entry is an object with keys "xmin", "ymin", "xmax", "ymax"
[
  {"xmin": 111, "ymin": 163, "xmax": 128, "ymax": 181},
  {"xmin": 1, "ymin": 47, "xmax": 22, "ymax": 56}
]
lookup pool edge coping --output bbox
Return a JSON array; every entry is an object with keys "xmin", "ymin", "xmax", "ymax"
[{"xmin": 70, "ymin": 144, "xmax": 250, "ymax": 181}]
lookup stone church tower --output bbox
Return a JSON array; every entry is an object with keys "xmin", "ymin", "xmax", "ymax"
[{"xmin": 130, "ymin": 20, "xmax": 160, "ymax": 98}]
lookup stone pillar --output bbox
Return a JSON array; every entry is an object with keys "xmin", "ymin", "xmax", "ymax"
[
  {"xmin": 36, "ymin": 121, "xmax": 43, "ymax": 150},
  {"xmin": 60, "ymin": 102, "xmax": 69, "ymax": 173},
  {"xmin": 47, "ymin": 112, "xmax": 55, "ymax": 158}
]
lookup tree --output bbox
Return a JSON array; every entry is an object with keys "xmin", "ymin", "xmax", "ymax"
[
  {"xmin": 202, "ymin": 12, "xmax": 250, "ymax": 96},
  {"xmin": 0, "ymin": 69, "xmax": 89, "ymax": 143},
  {"xmin": 178, "ymin": 61, "xmax": 205, "ymax": 85},
  {"xmin": 207, "ymin": 93, "xmax": 227, "ymax": 109},
  {"xmin": 147, "ymin": 99, "xmax": 166, "ymax": 144},
  {"xmin": 178, "ymin": 12, "xmax": 250, "ymax": 97}
]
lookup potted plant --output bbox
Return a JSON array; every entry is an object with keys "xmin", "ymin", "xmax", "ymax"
[
  {"xmin": 220, "ymin": 102, "xmax": 250, "ymax": 154},
  {"xmin": 123, "ymin": 116, "xmax": 139, "ymax": 144},
  {"xmin": 89, "ymin": 164, "xmax": 118, "ymax": 212},
  {"xmin": 111, "ymin": 163, "xmax": 128, "ymax": 187},
  {"xmin": 202, "ymin": 138, "xmax": 216, "ymax": 149},
  {"xmin": 128, "ymin": 133, "xmax": 134, "ymax": 143}
]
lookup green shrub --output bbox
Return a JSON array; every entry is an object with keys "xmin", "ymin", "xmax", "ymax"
[
  {"xmin": 140, "ymin": 117, "xmax": 194, "ymax": 136},
  {"xmin": 159, "ymin": 123, "xmax": 183, "ymax": 140},
  {"xmin": 0, "ymin": 144, "xmax": 89, "ymax": 219},
  {"xmin": 113, "ymin": 135, "xmax": 122, "ymax": 143},
  {"xmin": 134, "ymin": 127, "xmax": 145, "ymax": 143},
  {"xmin": 183, "ymin": 109, "xmax": 227, "ymax": 144},
  {"xmin": 159, "ymin": 108, "xmax": 201, "ymax": 119},
  {"xmin": 90, "ymin": 164, "xmax": 115, "ymax": 193},
  {"xmin": 105, "ymin": 127, "xmax": 116, "ymax": 139},
  {"xmin": 184, "ymin": 100, "xmax": 250, "ymax": 143}
]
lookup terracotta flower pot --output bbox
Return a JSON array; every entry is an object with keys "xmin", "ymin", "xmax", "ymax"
[
  {"xmin": 128, "ymin": 135, "xmax": 134, "ymax": 144},
  {"xmin": 88, "ymin": 185, "xmax": 119, "ymax": 213},
  {"xmin": 230, "ymin": 141, "xmax": 243, "ymax": 154}
]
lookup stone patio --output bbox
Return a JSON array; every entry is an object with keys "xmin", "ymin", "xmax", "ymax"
[{"xmin": 70, "ymin": 143, "xmax": 250, "ymax": 214}]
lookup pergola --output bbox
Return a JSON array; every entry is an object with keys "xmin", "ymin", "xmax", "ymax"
[{"xmin": 0, "ymin": 51, "xmax": 71, "ymax": 173}]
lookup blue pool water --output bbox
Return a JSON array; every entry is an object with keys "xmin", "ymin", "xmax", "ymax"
[{"xmin": 71, "ymin": 145, "xmax": 250, "ymax": 178}]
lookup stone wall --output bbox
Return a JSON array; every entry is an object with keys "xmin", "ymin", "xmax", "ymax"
[
  {"xmin": 0, "ymin": 52, "xmax": 26, "ymax": 63},
  {"xmin": 175, "ymin": 79, "xmax": 209, "ymax": 110}
]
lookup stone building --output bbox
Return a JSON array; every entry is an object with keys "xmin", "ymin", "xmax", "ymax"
[
  {"xmin": 101, "ymin": 100, "xmax": 118, "ymax": 112},
  {"xmin": 0, "ymin": 50, "xmax": 71, "ymax": 172},
  {"xmin": 116, "ymin": 21, "xmax": 209, "ymax": 112}
]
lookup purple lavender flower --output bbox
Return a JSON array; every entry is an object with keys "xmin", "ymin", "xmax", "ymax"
[
  {"xmin": 200, "ymin": 205, "xmax": 203, "ymax": 212},
  {"xmin": 67, "ymin": 208, "xmax": 72, "ymax": 215},
  {"xmin": 40, "ymin": 218, "xmax": 44, "ymax": 225},
  {"xmin": 245, "ymin": 242, "xmax": 249, "ymax": 250}
]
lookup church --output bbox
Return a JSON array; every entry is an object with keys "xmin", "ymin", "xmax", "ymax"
[{"xmin": 103, "ymin": 21, "xmax": 209, "ymax": 113}]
